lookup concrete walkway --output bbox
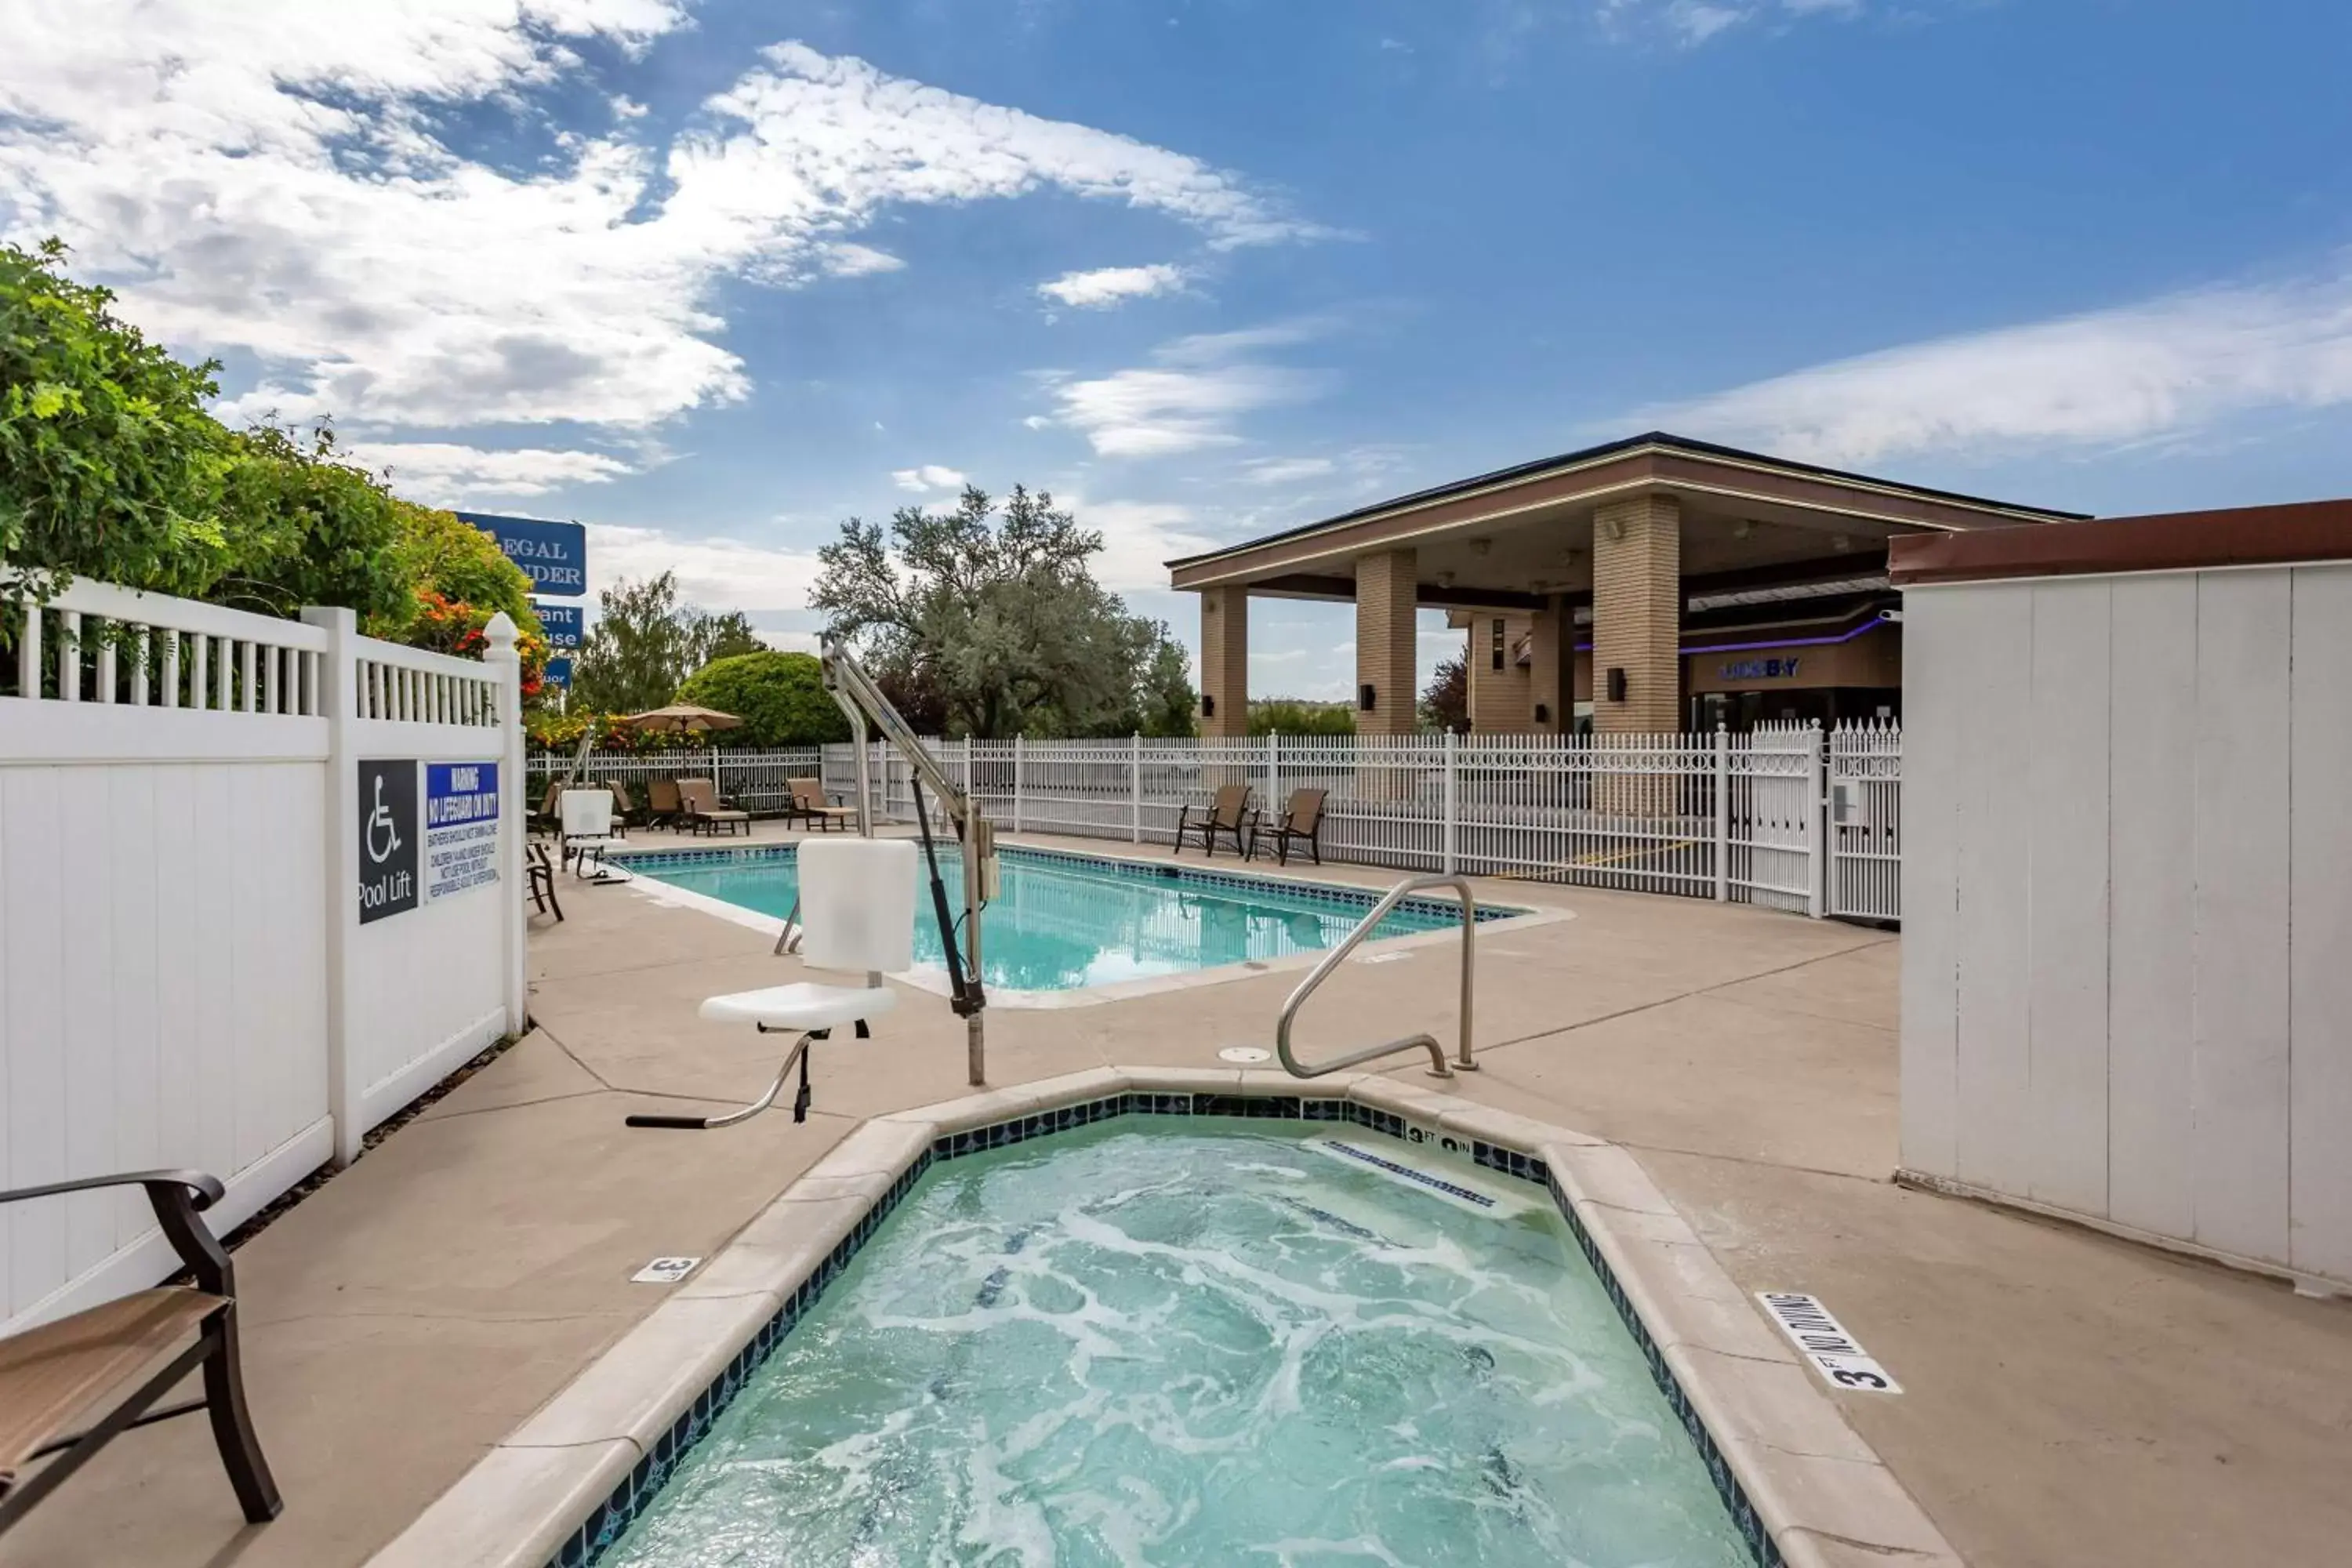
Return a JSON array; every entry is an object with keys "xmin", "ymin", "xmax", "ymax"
[{"xmin": 5, "ymin": 828, "xmax": 2347, "ymax": 1568}]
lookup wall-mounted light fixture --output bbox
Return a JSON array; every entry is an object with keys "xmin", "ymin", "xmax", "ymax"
[
  {"xmin": 1359, "ymin": 683, "xmax": 1377, "ymax": 712},
  {"xmin": 1606, "ymin": 667, "xmax": 1628, "ymax": 702},
  {"xmin": 1201, "ymin": 693, "xmax": 1215, "ymax": 717},
  {"xmin": 1534, "ymin": 702, "xmax": 1550, "ymax": 724}
]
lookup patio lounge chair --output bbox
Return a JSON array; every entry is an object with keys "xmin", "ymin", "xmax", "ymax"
[
  {"xmin": 1253, "ymin": 787, "xmax": 1327, "ymax": 866},
  {"xmin": 604, "ymin": 780, "xmax": 645, "ymax": 830},
  {"xmin": 533, "ymin": 780, "xmax": 564, "ymax": 833},
  {"xmin": 0, "ymin": 1170, "xmax": 281, "ymax": 1537},
  {"xmin": 626, "ymin": 837, "xmax": 914, "ymax": 1131},
  {"xmin": 647, "ymin": 778, "xmax": 685, "ymax": 829},
  {"xmin": 783, "ymin": 777, "xmax": 858, "ymax": 833},
  {"xmin": 1174, "ymin": 784, "xmax": 1254, "ymax": 858},
  {"xmin": 677, "ymin": 778, "xmax": 750, "ymax": 838}
]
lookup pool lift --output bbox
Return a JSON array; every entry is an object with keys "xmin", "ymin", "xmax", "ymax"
[{"xmin": 622, "ymin": 637, "xmax": 996, "ymax": 1131}]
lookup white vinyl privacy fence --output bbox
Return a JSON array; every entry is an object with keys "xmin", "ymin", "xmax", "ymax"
[
  {"xmin": 541, "ymin": 723, "xmax": 1901, "ymax": 922},
  {"xmin": 2, "ymin": 576, "xmax": 527, "ymax": 1334}
]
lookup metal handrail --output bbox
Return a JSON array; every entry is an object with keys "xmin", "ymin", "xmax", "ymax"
[{"xmin": 1275, "ymin": 873, "xmax": 1479, "ymax": 1080}]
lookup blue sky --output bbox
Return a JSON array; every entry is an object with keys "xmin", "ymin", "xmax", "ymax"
[{"xmin": 6, "ymin": 1, "xmax": 2350, "ymax": 699}]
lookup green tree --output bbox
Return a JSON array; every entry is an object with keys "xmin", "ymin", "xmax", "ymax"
[
  {"xmin": 1250, "ymin": 697, "xmax": 1354, "ymax": 737},
  {"xmin": 376, "ymin": 499, "xmax": 539, "ymax": 632},
  {"xmin": 811, "ymin": 483, "xmax": 1193, "ymax": 739},
  {"xmin": 1, "ymin": 238, "xmax": 239, "ymax": 603},
  {"xmin": 569, "ymin": 570, "xmax": 765, "ymax": 713},
  {"xmin": 676, "ymin": 650, "xmax": 851, "ymax": 747},
  {"xmin": 211, "ymin": 421, "xmax": 407, "ymax": 620},
  {"xmin": 2, "ymin": 239, "xmax": 411, "ymax": 630}
]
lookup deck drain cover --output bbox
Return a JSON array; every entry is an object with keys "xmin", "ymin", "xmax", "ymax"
[{"xmin": 1218, "ymin": 1047, "xmax": 1272, "ymax": 1064}]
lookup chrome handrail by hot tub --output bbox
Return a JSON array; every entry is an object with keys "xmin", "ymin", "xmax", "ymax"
[{"xmin": 1274, "ymin": 873, "xmax": 1478, "ymax": 1080}]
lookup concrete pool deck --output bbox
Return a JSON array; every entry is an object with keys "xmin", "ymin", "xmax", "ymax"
[{"xmin": 5, "ymin": 825, "xmax": 2348, "ymax": 1567}]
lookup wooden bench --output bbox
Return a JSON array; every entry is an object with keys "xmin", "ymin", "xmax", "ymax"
[{"xmin": 0, "ymin": 1170, "xmax": 280, "ymax": 1537}]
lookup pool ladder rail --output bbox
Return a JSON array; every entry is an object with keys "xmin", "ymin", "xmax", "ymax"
[{"xmin": 1275, "ymin": 873, "xmax": 1478, "ymax": 1080}]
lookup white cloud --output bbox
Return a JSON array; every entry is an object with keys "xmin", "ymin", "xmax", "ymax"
[
  {"xmin": 1601, "ymin": 0, "xmax": 1872, "ymax": 46},
  {"xmin": 586, "ymin": 523, "xmax": 824, "ymax": 613},
  {"xmin": 343, "ymin": 441, "xmax": 637, "ymax": 503},
  {"xmin": 1070, "ymin": 497, "xmax": 1223, "ymax": 590},
  {"xmin": 1042, "ymin": 321, "xmax": 1334, "ymax": 456},
  {"xmin": 1638, "ymin": 265, "xmax": 2352, "ymax": 466},
  {"xmin": 892, "ymin": 464, "xmax": 969, "ymax": 492},
  {"xmin": 0, "ymin": 13, "xmax": 1319, "ymax": 459},
  {"xmin": 1036, "ymin": 263, "xmax": 1189, "ymax": 310},
  {"xmin": 815, "ymin": 242, "xmax": 906, "ymax": 278},
  {"xmin": 1240, "ymin": 456, "xmax": 1337, "ymax": 485}
]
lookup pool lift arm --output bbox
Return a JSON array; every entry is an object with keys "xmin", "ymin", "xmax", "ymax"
[{"xmin": 819, "ymin": 634, "xmax": 997, "ymax": 1087}]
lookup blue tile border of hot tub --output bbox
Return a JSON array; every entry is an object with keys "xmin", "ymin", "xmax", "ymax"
[
  {"xmin": 604, "ymin": 840, "xmax": 1527, "ymax": 926},
  {"xmin": 550, "ymin": 1092, "xmax": 1777, "ymax": 1568}
]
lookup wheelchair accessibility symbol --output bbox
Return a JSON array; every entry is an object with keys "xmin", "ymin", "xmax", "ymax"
[
  {"xmin": 366, "ymin": 774, "xmax": 404, "ymax": 864},
  {"xmin": 356, "ymin": 760, "xmax": 419, "ymax": 923}
]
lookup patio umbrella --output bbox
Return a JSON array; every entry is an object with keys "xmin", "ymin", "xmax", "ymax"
[{"xmin": 618, "ymin": 704, "xmax": 746, "ymax": 735}]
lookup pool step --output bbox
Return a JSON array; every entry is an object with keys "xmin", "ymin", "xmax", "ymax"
[{"xmin": 1305, "ymin": 1137, "xmax": 1539, "ymax": 1218}]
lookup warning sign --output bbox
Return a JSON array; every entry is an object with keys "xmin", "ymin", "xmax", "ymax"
[{"xmin": 425, "ymin": 761, "xmax": 501, "ymax": 902}]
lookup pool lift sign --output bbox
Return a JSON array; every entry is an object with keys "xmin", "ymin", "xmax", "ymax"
[{"xmin": 1757, "ymin": 1292, "xmax": 1902, "ymax": 1393}]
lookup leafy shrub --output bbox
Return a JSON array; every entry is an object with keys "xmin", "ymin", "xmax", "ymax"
[{"xmin": 677, "ymin": 650, "xmax": 851, "ymax": 747}]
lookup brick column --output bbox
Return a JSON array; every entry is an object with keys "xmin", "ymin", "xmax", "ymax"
[
  {"xmin": 1528, "ymin": 596, "xmax": 1571, "ymax": 734},
  {"xmin": 1353, "ymin": 549, "xmax": 1419, "ymax": 736},
  {"xmin": 1592, "ymin": 495, "xmax": 1682, "ymax": 734},
  {"xmin": 1197, "ymin": 586, "xmax": 1247, "ymax": 738}
]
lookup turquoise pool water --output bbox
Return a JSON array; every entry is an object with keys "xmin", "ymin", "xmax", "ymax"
[
  {"xmin": 603, "ymin": 1123, "xmax": 1748, "ymax": 1567},
  {"xmin": 629, "ymin": 847, "xmax": 1484, "ymax": 993}
]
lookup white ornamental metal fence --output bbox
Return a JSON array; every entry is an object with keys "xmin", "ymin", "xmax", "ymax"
[{"xmin": 525, "ymin": 723, "xmax": 1899, "ymax": 923}]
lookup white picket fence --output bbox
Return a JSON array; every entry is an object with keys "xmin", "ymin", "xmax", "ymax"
[
  {"xmin": 2, "ymin": 575, "xmax": 527, "ymax": 1334},
  {"xmin": 536, "ymin": 723, "xmax": 1902, "ymax": 922}
]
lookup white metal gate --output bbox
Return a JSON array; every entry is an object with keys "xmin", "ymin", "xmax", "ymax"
[
  {"xmin": 1726, "ymin": 721, "xmax": 1820, "ymax": 914},
  {"xmin": 1828, "ymin": 720, "xmax": 1901, "ymax": 922}
]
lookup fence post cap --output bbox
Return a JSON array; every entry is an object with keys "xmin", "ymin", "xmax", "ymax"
[{"xmin": 481, "ymin": 611, "xmax": 518, "ymax": 653}]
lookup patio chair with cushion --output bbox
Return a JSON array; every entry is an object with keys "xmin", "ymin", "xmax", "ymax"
[
  {"xmin": 1174, "ymin": 783, "xmax": 1254, "ymax": 858},
  {"xmin": 0, "ymin": 1170, "xmax": 280, "ymax": 1537},
  {"xmin": 677, "ymin": 778, "xmax": 751, "ymax": 838},
  {"xmin": 782, "ymin": 777, "xmax": 858, "ymax": 833},
  {"xmin": 1252, "ymin": 787, "xmax": 1327, "ymax": 866},
  {"xmin": 647, "ymin": 778, "xmax": 685, "ymax": 830},
  {"xmin": 532, "ymin": 780, "xmax": 564, "ymax": 833}
]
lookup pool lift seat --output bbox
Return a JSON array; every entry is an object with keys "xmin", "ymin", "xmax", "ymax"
[{"xmin": 625, "ymin": 837, "xmax": 917, "ymax": 1130}]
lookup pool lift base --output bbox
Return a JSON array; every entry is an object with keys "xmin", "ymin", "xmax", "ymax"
[{"xmin": 624, "ymin": 1020, "xmax": 869, "ymax": 1131}]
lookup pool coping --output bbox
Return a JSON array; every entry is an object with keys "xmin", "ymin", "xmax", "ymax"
[
  {"xmin": 368, "ymin": 1069, "xmax": 1962, "ymax": 1568},
  {"xmin": 604, "ymin": 839, "xmax": 1572, "ymax": 1009}
]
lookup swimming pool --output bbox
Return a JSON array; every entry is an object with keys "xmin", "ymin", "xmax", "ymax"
[
  {"xmin": 620, "ymin": 844, "xmax": 1521, "ymax": 994},
  {"xmin": 601, "ymin": 1121, "xmax": 1751, "ymax": 1567}
]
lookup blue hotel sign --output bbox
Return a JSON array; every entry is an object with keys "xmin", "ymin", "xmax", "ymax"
[
  {"xmin": 534, "ymin": 602, "xmax": 583, "ymax": 648},
  {"xmin": 456, "ymin": 512, "xmax": 586, "ymax": 597}
]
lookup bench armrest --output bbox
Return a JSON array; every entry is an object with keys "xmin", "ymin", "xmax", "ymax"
[
  {"xmin": 0, "ymin": 1171, "xmax": 234, "ymax": 1294},
  {"xmin": 0, "ymin": 1170, "xmax": 223, "ymax": 1211}
]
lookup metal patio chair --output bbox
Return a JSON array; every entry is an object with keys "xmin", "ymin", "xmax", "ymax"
[
  {"xmin": 1252, "ymin": 787, "xmax": 1327, "ymax": 866},
  {"xmin": 0, "ymin": 1171, "xmax": 281, "ymax": 1537},
  {"xmin": 1174, "ymin": 783, "xmax": 1254, "ymax": 858}
]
